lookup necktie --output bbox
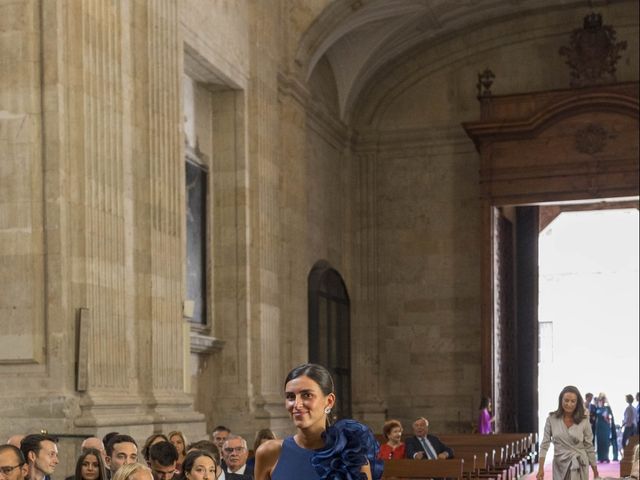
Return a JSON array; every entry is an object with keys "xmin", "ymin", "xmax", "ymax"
[{"xmin": 420, "ymin": 437, "xmax": 437, "ymax": 459}]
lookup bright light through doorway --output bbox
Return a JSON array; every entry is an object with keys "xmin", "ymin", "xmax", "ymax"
[{"xmin": 538, "ymin": 208, "xmax": 639, "ymax": 454}]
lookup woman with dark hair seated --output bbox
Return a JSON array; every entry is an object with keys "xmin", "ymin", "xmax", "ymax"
[
  {"xmin": 176, "ymin": 450, "xmax": 221, "ymax": 480},
  {"xmin": 142, "ymin": 435, "xmax": 169, "ymax": 464},
  {"xmin": 75, "ymin": 448, "xmax": 108, "ymax": 480},
  {"xmin": 245, "ymin": 429, "xmax": 276, "ymax": 475}
]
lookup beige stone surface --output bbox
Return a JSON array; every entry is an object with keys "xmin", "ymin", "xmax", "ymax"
[{"xmin": 0, "ymin": 1, "xmax": 637, "ymax": 476}]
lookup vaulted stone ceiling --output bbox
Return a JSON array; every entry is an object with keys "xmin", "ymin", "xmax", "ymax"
[{"xmin": 296, "ymin": 0, "xmax": 600, "ymax": 119}]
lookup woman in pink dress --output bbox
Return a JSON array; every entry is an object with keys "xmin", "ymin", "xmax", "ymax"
[
  {"xmin": 478, "ymin": 397, "xmax": 495, "ymax": 434},
  {"xmin": 377, "ymin": 419, "xmax": 406, "ymax": 460}
]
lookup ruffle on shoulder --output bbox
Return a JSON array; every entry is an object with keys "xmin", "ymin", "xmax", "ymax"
[{"xmin": 311, "ymin": 419, "xmax": 384, "ymax": 480}]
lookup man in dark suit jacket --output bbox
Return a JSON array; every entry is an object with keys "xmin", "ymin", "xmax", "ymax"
[
  {"xmin": 405, "ymin": 417, "xmax": 454, "ymax": 459},
  {"xmin": 585, "ymin": 393, "xmax": 597, "ymax": 445},
  {"xmin": 222, "ymin": 435, "xmax": 252, "ymax": 479}
]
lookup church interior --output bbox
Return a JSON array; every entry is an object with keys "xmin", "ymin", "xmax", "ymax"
[{"xmin": 1, "ymin": 0, "xmax": 638, "ymax": 476}]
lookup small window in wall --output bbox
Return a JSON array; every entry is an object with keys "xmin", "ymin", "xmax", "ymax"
[
  {"xmin": 185, "ymin": 157, "xmax": 208, "ymax": 325},
  {"xmin": 308, "ymin": 263, "xmax": 352, "ymax": 419}
]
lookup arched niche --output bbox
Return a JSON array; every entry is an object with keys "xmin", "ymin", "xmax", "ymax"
[{"xmin": 308, "ymin": 261, "xmax": 352, "ymax": 420}]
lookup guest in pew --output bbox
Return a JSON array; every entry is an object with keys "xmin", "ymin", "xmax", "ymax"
[
  {"xmin": 537, "ymin": 385, "xmax": 598, "ymax": 480},
  {"xmin": 75, "ymin": 448, "xmax": 108, "ymax": 480},
  {"xmin": 176, "ymin": 450, "xmax": 222, "ymax": 480},
  {"xmin": 142, "ymin": 435, "xmax": 169, "ymax": 465},
  {"xmin": 377, "ymin": 420, "xmax": 406, "ymax": 460},
  {"xmin": 112, "ymin": 463, "xmax": 152, "ymax": 480},
  {"xmin": 245, "ymin": 429, "xmax": 276, "ymax": 475},
  {"xmin": 478, "ymin": 397, "xmax": 495, "ymax": 435},
  {"xmin": 168, "ymin": 432, "xmax": 188, "ymax": 474},
  {"xmin": 405, "ymin": 417, "xmax": 453, "ymax": 460}
]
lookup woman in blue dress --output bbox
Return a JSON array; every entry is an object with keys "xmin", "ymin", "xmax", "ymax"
[
  {"xmin": 594, "ymin": 393, "xmax": 613, "ymax": 463},
  {"xmin": 254, "ymin": 363, "xmax": 382, "ymax": 480}
]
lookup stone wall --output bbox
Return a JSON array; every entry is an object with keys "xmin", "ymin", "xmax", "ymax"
[
  {"xmin": 0, "ymin": 3, "xmax": 637, "ymax": 475},
  {"xmin": 348, "ymin": 2, "xmax": 638, "ymax": 432}
]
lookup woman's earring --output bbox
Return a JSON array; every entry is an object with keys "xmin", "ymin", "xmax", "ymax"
[{"xmin": 324, "ymin": 407, "xmax": 331, "ymax": 414}]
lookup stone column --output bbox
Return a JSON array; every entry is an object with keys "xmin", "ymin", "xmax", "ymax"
[
  {"xmin": 51, "ymin": 0, "xmax": 203, "ymax": 432},
  {"xmin": 241, "ymin": 0, "xmax": 286, "ymax": 433},
  {"xmin": 130, "ymin": 0, "xmax": 204, "ymax": 426},
  {"xmin": 351, "ymin": 151, "xmax": 386, "ymax": 425},
  {"xmin": 62, "ymin": 0, "xmax": 143, "ymax": 423}
]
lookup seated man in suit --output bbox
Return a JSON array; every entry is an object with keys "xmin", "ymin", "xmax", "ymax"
[
  {"xmin": 405, "ymin": 417, "xmax": 454, "ymax": 460},
  {"xmin": 221, "ymin": 436, "xmax": 252, "ymax": 479}
]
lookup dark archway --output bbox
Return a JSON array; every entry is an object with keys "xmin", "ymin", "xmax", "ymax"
[{"xmin": 308, "ymin": 261, "xmax": 352, "ymax": 420}]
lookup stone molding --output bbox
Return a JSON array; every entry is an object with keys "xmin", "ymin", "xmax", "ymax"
[
  {"xmin": 354, "ymin": 125, "xmax": 474, "ymax": 155},
  {"xmin": 190, "ymin": 331, "xmax": 225, "ymax": 355},
  {"xmin": 278, "ymin": 71, "xmax": 349, "ymax": 150}
]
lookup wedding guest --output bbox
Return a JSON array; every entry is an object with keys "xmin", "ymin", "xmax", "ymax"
[
  {"xmin": 377, "ymin": 420, "xmax": 405, "ymax": 460},
  {"xmin": 537, "ymin": 385, "xmax": 598, "ymax": 480},
  {"xmin": 478, "ymin": 397, "xmax": 495, "ymax": 435}
]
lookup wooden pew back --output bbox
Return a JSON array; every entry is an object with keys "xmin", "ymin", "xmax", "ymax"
[
  {"xmin": 383, "ymin": 459, "xmax": 464, "ymax": 479},
  {"xmin": 620, "ymin": 436, "xmax": 639, "ymax": 477}
]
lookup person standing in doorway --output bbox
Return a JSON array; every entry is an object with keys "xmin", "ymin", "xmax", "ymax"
[
  {"xmin": 622, "ymin": 394, "xmax": 638, "ymax": 449},
  {"xmin": 537, "ymin": 385, "xmax": 598, "ymax": 480}
]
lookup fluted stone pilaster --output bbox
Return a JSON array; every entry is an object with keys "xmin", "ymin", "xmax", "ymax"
[
  {"xmin": 80, "ymin": 0, "xmax": 129, "ymax": 391},
  {"xmin": 351, "ymin": 152, "xmax": 385, "ymax": 423},
  {"xmin": 145, "ymin": 1, "xmax": 183, "ymax": 394}
]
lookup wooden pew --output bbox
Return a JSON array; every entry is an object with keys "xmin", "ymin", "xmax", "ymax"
[
  {"xmin": 383, "ymin": 459, "xmax": 464, "ymax": 479},
  {"xmin": 440, "ymin": 434, "xmax": 534, "ymax": 477},
  {"xmin": 376, "ymin": 432, "xmax": 536, "ymax": 479},
  {"xmin": 453, "ymin": 447, "xmax": 507, "ymax": 480},
  {"xmin": 620, "ymin": 435, "xmax": 639, "ymax": 477},
  {"xmin": 455, "ymin": 452, "xmax": 477, "ymax": 479}
]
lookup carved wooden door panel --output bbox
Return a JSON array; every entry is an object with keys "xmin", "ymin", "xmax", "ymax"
[{"xmin": 493, "ymin": 209, "xmax": 517, "ymax": 432}]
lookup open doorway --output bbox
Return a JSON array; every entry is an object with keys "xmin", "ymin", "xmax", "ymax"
[{"xmin": 538, "ymin": 207, "xmax": 639, "ymax": 457}]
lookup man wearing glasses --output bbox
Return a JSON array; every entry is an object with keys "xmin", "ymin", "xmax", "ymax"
[
  {"xmin": 0, "ymin": 445, "xmax": 29, "ymax": 480},
  {"xmin": 148, "ymin": 442, "xmax": 178, "ymax": 480},
  {"xmin": 221, "ymin": 436, "xmax": 251, "ymax": 479}
]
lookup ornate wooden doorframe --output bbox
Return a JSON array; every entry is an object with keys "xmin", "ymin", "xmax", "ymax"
[{"xmin": 463, "ymin": 82, "xmax": 639, "ymax": 430}]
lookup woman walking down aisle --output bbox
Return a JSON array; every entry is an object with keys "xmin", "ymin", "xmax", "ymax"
[
  {"xmin": 537, "ymin": 386, "xmax": 599, "ymax": 480},
  {"xmin": 254, "ymin": 363, "xmax": 382, "ymax": 480}
]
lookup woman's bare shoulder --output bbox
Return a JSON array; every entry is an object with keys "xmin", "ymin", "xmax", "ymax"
[
  {"xmin": 256, "ymin": 439, "xmax": 282, "ymax": 467},
  {"xmin": 254, "ymin": 439, "xmax": 285, "ymax": 480},
  {"xmin": 256, "ymin": 438, "xmax": 284, "ymax": 462}
]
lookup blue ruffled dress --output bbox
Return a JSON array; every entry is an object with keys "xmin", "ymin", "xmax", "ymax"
[
  {"xmin": 271, "ymin": 436, "xmax": 319, "ymax": 479},
  {"xmin": 271, "ymin": 419, "xmax": 383, "ymax": 480}
]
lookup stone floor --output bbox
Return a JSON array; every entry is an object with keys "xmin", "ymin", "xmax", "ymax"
[{"xmin": 523, "ymin": 461, "xmax": 622, "ymax": 480}]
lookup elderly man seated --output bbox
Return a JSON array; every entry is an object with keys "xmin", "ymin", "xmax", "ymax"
[
  {"xmin": 221, "ymin": 435, "xmax": 252, "ymax": 479},
  {"xmin": 405, "ymin": 417, "xmax": 454, "ymax": 460}
]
